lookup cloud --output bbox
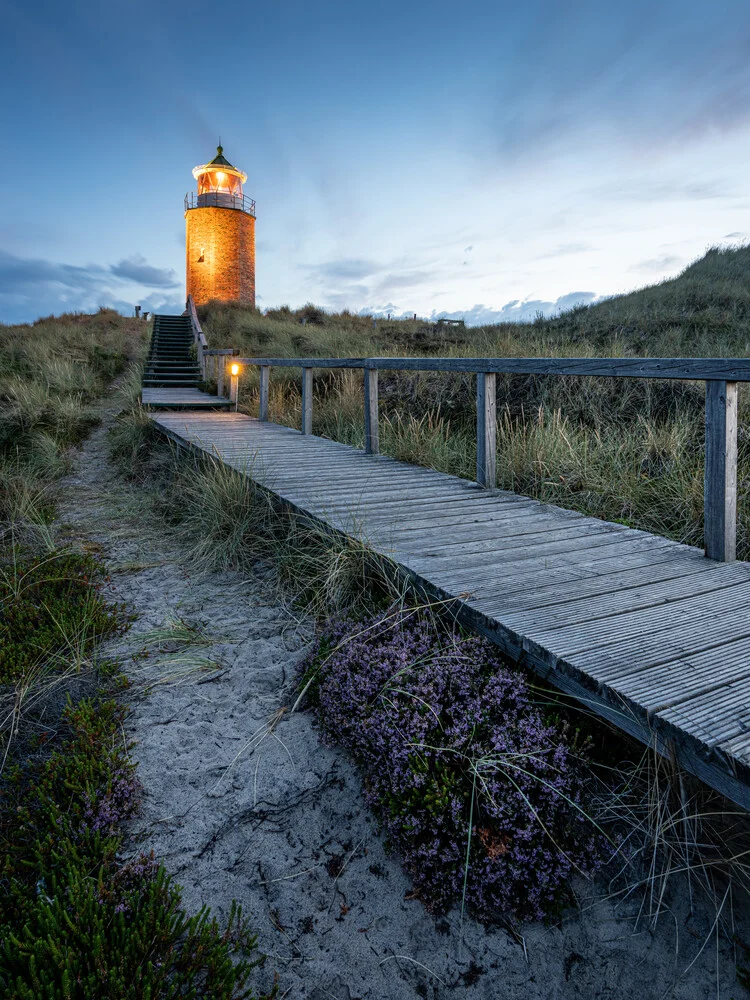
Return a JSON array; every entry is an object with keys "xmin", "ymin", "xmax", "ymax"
[
  {"xmin": 534, "ymin": 242, "xmax": 595, "ymax": 260},
  {"xmin": 0, "ymin": 249, "xmax": 182, "ymax": 324},
  {"xmin": 594, "ymin": 178, "xmax": 733, "ymax": 204},
  {"xmin": 0, "ymin": 251, "xmax": 106, "ymax": 292},
  {"xmin": 305, "ymin": 258, "xmax": 380, "ymax": 281},
  {"xmin": 373, "ymin": 271, "xmax": 435, "ymax": 294},
  {"xmin": 464, "ymin": 245, "xmax": 473, "ymax": 253},
  {"xmin": 110, "ymin": 253, "xmax": 179, "ymax": 288},
  {"xmin": 723, "ymin": 232, "xmax": 746, "ymax": 240},
  {"xmin": 358, "ymin": 291, "xmax": 604, "ymax": 326}
]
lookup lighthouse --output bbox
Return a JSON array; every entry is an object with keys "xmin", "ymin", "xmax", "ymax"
[{"xmin": 185, "ymin": 145, "xmax": 256, "ymax": 307}]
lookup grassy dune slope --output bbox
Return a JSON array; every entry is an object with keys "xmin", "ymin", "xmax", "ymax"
[
  {"xmin": 0, "ymin": 308, "xmax": 148, "ymax": 539},
  {"xmin": 197, "ymin": 245, "xmax": 750, "ymax": 559}
]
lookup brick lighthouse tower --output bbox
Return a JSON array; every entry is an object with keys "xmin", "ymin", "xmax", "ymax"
[{"xmin": 185, "ymin": 145, "xmax": 256, "ymax": 307}]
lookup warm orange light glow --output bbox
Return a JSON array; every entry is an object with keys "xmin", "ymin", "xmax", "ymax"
[
  {"xmin": 194, "ymin": 165, "xmax": 245, "ymax": 197},
  {"xmin": 230, "ymin": 363, "xmax": 239, "ymax": 376}
]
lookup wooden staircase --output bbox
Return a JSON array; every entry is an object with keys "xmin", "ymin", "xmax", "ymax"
[
  {"xmin": 142, "ymin": 315, "xmax": 201, "ymax": 389},
  {"xmin": 141, "ymin": 312, "xmax": 231, "ymax": 409}
]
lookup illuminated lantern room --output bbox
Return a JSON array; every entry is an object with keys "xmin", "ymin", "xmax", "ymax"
[{"xmin": 192, "ymin": 145, "xmax": 248, "ymax": 207}]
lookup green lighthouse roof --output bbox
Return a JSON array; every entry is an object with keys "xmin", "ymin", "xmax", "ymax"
[{"xmin": 208, "ymin": 145, "xmax": 234, "ymax": 168}]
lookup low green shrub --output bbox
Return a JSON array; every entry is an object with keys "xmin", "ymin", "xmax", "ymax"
[
  {"xmin": 0, "ymin": 550, "xmax": 129, "ymax": 683},
  {"xmin": 0, "ymin": 698, "xmax": 275, "ymax": 999}
]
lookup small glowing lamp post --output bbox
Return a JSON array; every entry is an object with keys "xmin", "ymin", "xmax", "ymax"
[{"xmin": 230, "ymin": 362, "xmax": 240, "ymax": 409}]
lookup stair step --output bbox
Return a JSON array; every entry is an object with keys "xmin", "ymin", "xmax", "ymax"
[{"xmin": 142, "ymin": 380, "xmax": 201, "ymax": 388}]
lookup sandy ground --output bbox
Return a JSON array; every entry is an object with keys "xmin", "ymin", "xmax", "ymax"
[{"xmin": 55, "ymin": 386, "xmax": 749, "ymax": 999}]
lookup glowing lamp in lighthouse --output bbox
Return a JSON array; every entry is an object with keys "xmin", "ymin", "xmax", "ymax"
[{"xmin": 185, "ymin": 145, "xmax": 256, "ymax": 308}]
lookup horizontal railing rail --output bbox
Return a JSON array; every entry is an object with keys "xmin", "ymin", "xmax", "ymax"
[
  {"xmin": 231, "ymin": 356, "xmax": 750, "ymax": 381},
  {"xmin": 184, "ymin": 191, "xmax": 256, "ymax": 216},
  {"xmin": 186, "ymin": 300, "xmax": 744, "ymax": 563}
]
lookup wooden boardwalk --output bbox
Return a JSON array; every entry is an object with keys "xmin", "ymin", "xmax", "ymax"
[
  {"xmin": 142, "ymin": 387, "xmax": 231, "ymax": 409},
  {"xmin": 149, "ymin": 409, "xmax": 750, "ymax": 810}
]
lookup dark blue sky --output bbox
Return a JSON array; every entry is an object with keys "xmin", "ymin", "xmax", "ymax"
[{"xmin": 2, "ymin": 0, "xmax": 750, "ymax": 323}]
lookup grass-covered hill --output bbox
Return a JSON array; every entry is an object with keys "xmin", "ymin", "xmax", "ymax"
[{"xmin": 195, "ymin": 244, "xmax": 750, "ymax": 559}]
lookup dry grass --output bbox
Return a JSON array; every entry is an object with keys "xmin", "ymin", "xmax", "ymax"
[
  {"xmin": 0, "ymin": 309, "xmax": 148, "ymax": 536},
  {"xmin": 143, "ymin": 443, "xmax": 404, "ymax": 618}
]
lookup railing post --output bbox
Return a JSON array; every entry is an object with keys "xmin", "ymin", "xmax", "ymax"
[
  {"xmin": 301, "ymin": 367, "xmax": 313, "ymax": 435},
  {"xmin": 364, "ymin": 367, "xmax": 379, "ymax": 454},
  {"xmin": 476, "ymin": 372, "xmax": 496, "ymax": 489},
  {"xmin": 197, "ymin": 341, "xmax": 204, "ymax": 380},
  {"xmin": 259, "ymin": 365, "xmax": 270, "ymax": 421},
  {"xmin": 217, "ymin": 357, "xmax": 225, "ymax": 398},
  {"xmin": 704, "ymin": 380, "xmax": 738, "ymax": 561},
  {"xmin": 229, "ymin": 366, "xmax": 239, "ymax": 410}
]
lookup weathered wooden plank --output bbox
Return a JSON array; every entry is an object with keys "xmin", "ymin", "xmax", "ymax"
[
  {"xmin": 301, "ymin": 367, "xmax": 313, "ymax": 435},
  {"xmin": 143, "ymin": 388, "xmax": 230, "ymax": 409},
  {"xmin": 369, "ymin": 512, "xmax": 587, "ymax": 544},
  {"xmin": 217, "ymin": 357, "xmax": 225, "ymax": 398},
  {"xmin": 718, "ymin": 728, "xmax": 750, "ymax": 765},
  {"xmin": 384, "ymin": 512, "xmax": 623, "ymax": 547},
  {"xmin": 234, "ymin": 473, "xmax": 473, "ymax": 499},
  {"xmin": 356, "ymin": 494, "xmax": 552, "ymax": 521},
  {"xmin": 429, "ymin": 536, "xmax": 681, "ymax": 593},
  {"xmin": 403, "ymin": 526, "xmax": 648, "ymax": 574},
  {"xmin": 388, "ymin": 523, "xmax": 625, "ymax": 563},
  {"xmin": 430, "ymin": 549, "xmax": 707, "ymax": 613},
  {"xmin": 470, "ymin": 555, "xmax": 712, "ymax": 615},
  {"xmin": 259, "ymin": 366, "xmax": 270, "ymax": 421},
  {"xmin": 619, "ymin": 635, "xmax": 750, "ymax": 710},
  {"xmin": 704, "ymin": 380, "xmax": 738, "ymax": 562},
  {"xmin": 656, "ymin": 672, "xmax": 750, "ymax": 745},
  {"xmin": 502, "ymin": 562, "xmax": 749, "ymax": 632},
  {"xmin": 232, "ymin": 355, "xmax": 750, "ymax": 381},
  {"xmin": 476, "ymin": 372, "xmax": 496, "ymax": 488},
  {"xmin": 364, "ymin": 368, "xmax": 379, "ymax": 455},
  {"xmin": 532, "ymin": 582, "xmax": 750, "ymax": 660},
  {"xmin": 566, "ymin": 601, "xmax": 750, "ymax": 683}
]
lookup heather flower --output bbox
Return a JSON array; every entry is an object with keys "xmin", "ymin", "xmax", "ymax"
[
  {"xmin": 80, "ymin": 767, "xmax": 142, "ymax": 836},
  {"xmin": 300, "ymin": 609, "xmax": 603, "ymax": 921}
]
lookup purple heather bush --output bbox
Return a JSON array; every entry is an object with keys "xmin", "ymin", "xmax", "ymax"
[{"xmin": 300, "ymin": 610, "xmax": 602, "ymax": 921}]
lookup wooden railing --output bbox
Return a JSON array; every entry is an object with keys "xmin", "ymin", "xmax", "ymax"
[
  {"xmin": 185, "ymin": 295, "xmax": 238, "ymax": 395},
  {"xmin": 185, "ymin": 295, "xmax": 208, "ymax": 374},
  {"xmin": 185, "ymin": 299, "xmax": 747, "ymax": 562}
]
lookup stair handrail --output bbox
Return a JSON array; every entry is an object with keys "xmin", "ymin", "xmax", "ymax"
[{"xmin": 185, "ymin": 295, "xmax": 209, "ymax": 379}]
